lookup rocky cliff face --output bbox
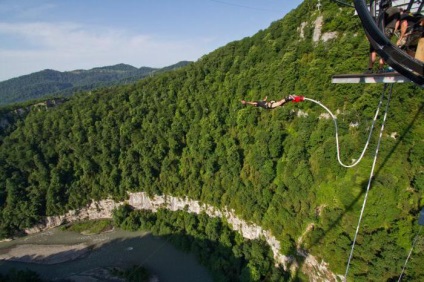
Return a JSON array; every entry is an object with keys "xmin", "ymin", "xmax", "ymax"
[
  {"xmin": 25, "ymin": 192, "xmax": 341, "ymax": 281},
  {"xmin": 0, "ymin": 98, "xmax": 66, "ymax": 131},
  {"xmin": 299, "ymin": 15, "xmax": 338, "ymax": 43}
]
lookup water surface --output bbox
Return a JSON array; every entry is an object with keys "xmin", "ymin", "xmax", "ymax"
[{"xmin": 0, "ymin": 228, "xmax": 213, "ymax": 282}]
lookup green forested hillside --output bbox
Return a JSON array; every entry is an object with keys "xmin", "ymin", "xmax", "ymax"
[
  {"xmin": 1, "ymin": 0, "xmax": 423, "ymax": 280},
  {"xmin": 0, "ymin": 61, "xmax": 191, "ymax": 106}
]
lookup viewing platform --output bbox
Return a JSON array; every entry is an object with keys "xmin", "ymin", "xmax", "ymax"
[{"xmin": 332, "ymin": 72, "xmax": 413, "ymax": 84}]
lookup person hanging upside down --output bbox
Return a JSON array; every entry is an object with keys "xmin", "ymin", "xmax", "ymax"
[{"xmin": 241, "ymin": 95, "xmax": 304, "ymax": 109}]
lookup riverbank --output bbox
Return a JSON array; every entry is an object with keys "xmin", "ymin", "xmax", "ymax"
[
  {"xmin": 0, "ymin": 242, "xmax": 158, "ymax": 282},
  {"xmin": 0, "ymin": 242, "xmax": 91, "ymax": 264},
  {"xmin": 0, "ymin": 220, "xmax": 116, "ymax": 265}
]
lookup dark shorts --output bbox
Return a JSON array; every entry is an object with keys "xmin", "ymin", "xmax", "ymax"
[{"xmin": 256, "ymin": 100, "xmax": 269, "ymax": 109}]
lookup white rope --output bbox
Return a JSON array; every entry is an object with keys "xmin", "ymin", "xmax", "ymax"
[
  {"xmin": 343, "ymin": 84, "xmax": 393, "ymax": 280},
  {"xmin": 303, "ymin": 91, "xmax": 385, "ymax": 168},
  {"xmin": 398, "ymin": 225, "xmax": 423, "ymax": 281}
]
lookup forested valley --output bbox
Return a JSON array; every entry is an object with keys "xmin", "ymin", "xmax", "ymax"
[{"xmin": 1, "ymin": 0, "xmax": 423, "ymax": 280}]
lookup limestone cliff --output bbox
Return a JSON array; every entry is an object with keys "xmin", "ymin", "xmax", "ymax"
[{"xmin": 25, "ymin": 192, "xmax": 342, "ymax": 281}]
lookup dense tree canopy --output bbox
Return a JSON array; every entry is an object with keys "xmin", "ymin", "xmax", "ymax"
[{"xmin": 0, "ymin": 0, "xmax": 423, "ymax": 280}]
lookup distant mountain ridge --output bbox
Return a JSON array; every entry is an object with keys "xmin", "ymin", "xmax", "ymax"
[{"xmin": 0, "ymin": 61, "xmax": 191, "ymax": 106}]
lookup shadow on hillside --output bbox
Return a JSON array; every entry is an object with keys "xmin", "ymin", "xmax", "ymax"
[
  {"xmin": 0, "ymin": 230, "xmax": 290, "ymax": 282},
  {"xmin": 288, "ymin": 184, "xmax": 366, "ymax": 281},
  {"xmin": 373, "ymin": 102, "xmax": 423, "ymax": 184},
  {"xmin": 289, "ymin": 102, "xmax": 423, "ymax": 280}
]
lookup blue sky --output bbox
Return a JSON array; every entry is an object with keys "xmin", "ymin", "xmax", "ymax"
[{"xmin": 0, "ymin": 0, "xmax": 303, "ymax": 82}]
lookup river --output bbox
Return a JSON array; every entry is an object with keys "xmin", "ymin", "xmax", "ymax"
[{"xmin": 0, "ymin": 227, "xmax": 213, "ymax": 281}]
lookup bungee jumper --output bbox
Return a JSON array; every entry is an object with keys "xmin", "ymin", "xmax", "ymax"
[{"xmin": 241, "ymin": 95, "xmax": 304, "ymax": 109}]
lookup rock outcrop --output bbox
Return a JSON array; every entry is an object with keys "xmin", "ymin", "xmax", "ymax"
[{"xmin": 24, "ymin": 192, "xmax": 341, "ymax": 281}]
